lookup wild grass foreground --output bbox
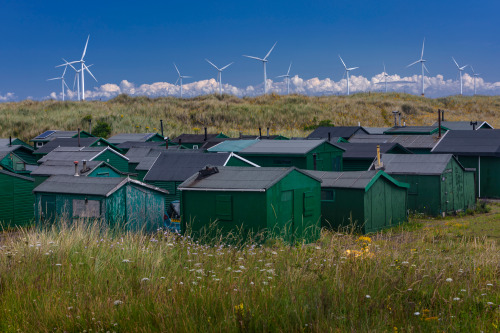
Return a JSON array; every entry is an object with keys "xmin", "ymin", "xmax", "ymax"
[{"xmin": 0, "ymin": 206, "xmax": 499, "ymax": 332}]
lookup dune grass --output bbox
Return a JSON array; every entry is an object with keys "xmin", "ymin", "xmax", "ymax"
[
  {"xmin": 0, "ymin": 205, "xmax": 498, "ymax": 332},
  {"xmin": 1, "ymin": 93, "xmax": 500, "ymax": 141}
]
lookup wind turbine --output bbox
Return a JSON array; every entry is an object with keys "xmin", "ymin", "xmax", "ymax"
[
  {"xmin": 339, "ymin": 55, "xmax": 358, "ymax": 95},
  {"xmin": 57, "ymin": 35, "xmax": 97, "ymax": 100},
  {"xmin": 60, "ymin": 58, "xmax": 81, "ymax": 100},
  {"xmin": 407, "ymin": 38, "xmax": 429, "ymax": 96},
  {"xmin": 452, "ymin": 57, "xmax": 468, "ymax": 95},
  {"xmin": 276, "ymin": 62, "xmax": 292, "ymax": 95},
  {"xmin": 381, "ymin": 63, "xmax": 389, "ymax": 93},
  {"xmin": 174, "ymin": 63, "xmax": 191, "ymax": 98},
  {"xmin": 47, "ymin": 65, "xmax": 70, "ymax": 101},
  {"xmin": 243, "ymin": 41, "xmax": 277, "ymax": 95},
  {"xmin": 470, "ymin": 66, "xmax": 480, "ymax": 96},
  {"xmin": 205, "ymin": 59, "xmax": 233, "ymax": 96}
]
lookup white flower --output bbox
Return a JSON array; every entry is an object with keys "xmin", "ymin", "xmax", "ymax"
[
  {"xmin": 160, "ymin": 277, "xmax": 165, "ymax": 279},
  {"xmin": 122, "ymin": 259, "xmax": 131, "ymax": 263},
  {"xmin": 113, "ymin": 300, "xmax": 123, "ymax": 306},
  {"xmin": 55, "ymin": 263, "xmax": 62, "ymax": 266},
  {"xmin": 402, "ymin": 261, "xmax": 409, "ymax": 265},
  {"xmin": 486, "ymin": 302, "xmax": 494, "ymax": 305},
  {"xmin": 460, "ymin": 289, "xmax": 466, "ymax": 292},
  {"xmin": 250, "ymin": 282, "xmax": 254, "ymax": 285},
  {"xmin": 445, "ymin": 278, "xmax": 453, "ymax": 282},
  {"xmin": 365, "ymin": 295, "xmax": 371, "ymax": 299},
  {"xmin": 141, "ymin": 278, "xmax": 150, "ymax": 282},
  {"xmin": 239, "ymin": 266, "xmax": 245, "ymax": 270},
  {"xmin": 486, "ymin": 283, "xmax": 493, "ymax": 286},
  {"xmin": 271, "ymin": 251, "xmax": 277, "ymax": 255},
  {"xmin": 453, "ymin": 297, "xmax": 460, "ymax": 301},
  {"xmin": 315, "ymin": 246, "xmax": 321, "ymax": 250},
  {"xmin": 263, "ymin": 281, "xmax": 269, "ymax": 285},
  {"xmin": 414, "ymin": 312, "xmax": 420, "ymax": 316}
]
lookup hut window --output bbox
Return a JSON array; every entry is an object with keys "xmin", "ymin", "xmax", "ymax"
[
  {"xmin": 193, "ymin": 145, "xmax": 199, "ymax": 149},
  {"xmin": 216, "ymin": 195, "xmax": 232, "ymax": 221},
  {"xmin": 321, "ymin": 189, "xmax": 335, "ymax": 202},
  {"xmin": 303, "ymin": 192, "xmax": 314, "ymax": 217},
  {"xmin": 73, "ymin": 199, "xmax": 100, "ymax": 218},
  {"xmin": 97, "ymin": 172, "xmax": 110, "ymax": 176}
]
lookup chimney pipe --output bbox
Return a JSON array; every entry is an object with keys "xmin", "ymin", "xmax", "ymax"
[
  {"xmin": 9, "ymin": 136, "xmax": 11, "ymax": 146},
  {"xmin": 328, "ymin": 132, "xmax": 331, "ymax": 142},
  {"xmin": 441, "ymin": 110, "xmax": 445, "ymax": 121},
  {"xmin": 78, "ymin": 128, "xmax": 81, "ymax": 147},
  {"xmin": 239, "ymin": 131, "xmax": 242, "ymax": 139},
  {"xmin": 160, "ymin": 120, "xmax": 164, "ymax": 137},
  {"xmin": 259, "ymin": 127, "xmax": 262, "ymax": 139},
  {"xmin": 178, "ymin": 138, "xmax": 182, "ymax": 146},
  {"xmin": 377, "ymin": 145, "xmax": 381, "ymax": 167},
  {"xmin": 165, "ymin": 137, "xmax": 169, "ymax": 150},
  {"xmin": 392, "ymin": 110, "xmax": 398, "ymax": 127},
  {"xmin": 74, "ymin": 161, "xmax": 79, "ymax": 176},
  {"xmin": 82, "ymin": 159, "xmax": 87, "ymax": 171},
  {"xmin": 313, "ymin": 153, "xmax": 317, "ymax": 170},
  {"xmin": 470, "ymin": 121, "xmax": 477, "ymax": 130},
  {"xmin": 267, "ymin": 127, "xmax": 270, "ymax": 139},
  {"xmin": 89, "ymin": 119, "xmax": 92, "ymax": 134},
  {"xmin": 398, "ymin": 112, "xmax": 401, "ymax": 127},
  {"xmin": 204, "ymin": 127, "xmax": 207, "ymax": 141},
  {"xmin": 438, "ymin": 109, "xmax": 442, "ymax": 138}
]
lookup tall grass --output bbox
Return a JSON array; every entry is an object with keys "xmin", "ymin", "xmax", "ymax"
[
  {"xmin": 1, "ymin": 93, "xmax": 499, "ymax": 141},
  {"xmin": 0, "ymin": 215, "xmax": 498, "ymax": 332}
]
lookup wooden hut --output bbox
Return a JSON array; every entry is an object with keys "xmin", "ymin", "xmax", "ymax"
[{"xmin": 0, "ymin": 170, "xmax": 35, "ymax": 228}]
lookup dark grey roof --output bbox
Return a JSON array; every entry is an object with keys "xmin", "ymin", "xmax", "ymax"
[
  {"xmin": 33, "ymin": 138, "xmax": 99, "ymax": 155},
  {"xmin": 362, "ymin": 127, "xmax": 391, "ymax": 135},
  {"xmin": 31, "ymin": 160, "xmax": 103, "ymax": 177},
  {"xmin": 239, "ymin": 139, "xmax": 342, "ymax": 155},
  {"xmin": 432, "ymin": 130, "xmax": 500, "ymax": 156},
  {"xmin": 125, "ymin": 147, "xmax": 165, "ymax": 164},
  {"xmin": 179, "ymin": 167, "xmax": 318, "ymax": 191},
  {"xmin": 377, "ymin": 154, "xmax": 456, "ymax": 175},
  {"xmin": 334, "ymin": 143, "xmax": 410, "ymax": 159},
  {"xmin": 117, "ymin": 141, "xmax": 165, "ymax": 149},
  {"xmin": 107, "ymin": 133, "xmax": 160, "ymax": 144},
  {"xmin": 32, "ymin": 130, "xmax": 78, "ymax": 141},
  {"xmin": 0, "ymin": 145, "xmax": 24, "ymax": 160},
  {"xmin": 349, "ymin": 133, "xmax": 441, "ymax": 149},
  {"xmin": 384, "ymin": 126, "xmax": 446, "ymax": 134},
  {"xmin": 144, "ymin": 152, "xmax": 232, "ymax": 182},
  {"xmin": 431, "ymin": 121, "xmax": 494, "ymax": 130},
  {"xmin": 307, "ymin": 126, "xmax": 368, "ymax": 139},
  {"xmin": 33, "ymin": 175, "xmax": 166, "ymax": 196},
  {"xmin": 0, "ymin": 138, "xmax": 18, "ymax": 146},
  {"xmin": 0, "ymin": 169, "xmax": 34, "ymax": 182},
  {"xmin": 38, "ymin": 147, "xmax": 127, "ymax": 163},
  {"xmin": 172, "ymin": 133, "xmax": 220, "ymax": 143}
]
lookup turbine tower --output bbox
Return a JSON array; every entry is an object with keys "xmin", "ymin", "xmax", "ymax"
[
  {"xmin": 57, "ymin": 35, "xmax": 97, "ymax": 100},
  {"xmin": 47, "ymin": 65, "xmax": 70, "ymax": 101},
  {"xmin": 382, "ymin": 63, "xmax": 389, "ymax": 93},
  {"xmin": 407, "ymin": 38, "xmax": 428, "ymax": 96},
  {"xmin": 243, "ymin": 41, "xmax": 277, "ymax": 95},
  {"xmin": 276, "ymin": 62, "xmax": 292, "ymax": 95},
  {"xmin": 174, "ymin": 63, "xmax": 191, "ymax": 98},
  {"xmin": 339, "ymin": 55, "xmax": 358, "ymax": 96},
  {"xmin": 470, "ymin": 66, "xmax": 480, "ymax": 96},
  {"xmin": 205, "ymin": 59, "xmax": 233, "ymax": 96},
  {"xmin": 452, "ymin": 57, "xmax": 468, "ymax": 95}
]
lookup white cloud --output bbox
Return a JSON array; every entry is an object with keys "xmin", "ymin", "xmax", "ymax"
[
  {"xmin": 45, "ymin": 73, "xmax": 500, "ymax": 100},
  {"xmin": 0, "ymin": 92, "xmax": 15, "ymax": 101}
]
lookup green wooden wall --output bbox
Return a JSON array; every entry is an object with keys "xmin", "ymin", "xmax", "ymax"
[
  {"xmin": 456, "ymin": 155, "xmax": 500, "ymax": 199},
  {"xmin": 0, "ymin": 172, "xmax": 34, "ymax": 228},
  {"xmin": 94, "ymin": 150, "xmax": 128, "ymax": 173}
]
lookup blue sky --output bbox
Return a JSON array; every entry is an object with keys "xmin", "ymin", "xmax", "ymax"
[{"xmin": 1, "ymin": 0, "xmax": 499, "ymax": 100}]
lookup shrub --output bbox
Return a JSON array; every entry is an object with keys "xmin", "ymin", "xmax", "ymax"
[{"xmin": 92, "ymin": 120, "xmax": 112, "ymax": 138}]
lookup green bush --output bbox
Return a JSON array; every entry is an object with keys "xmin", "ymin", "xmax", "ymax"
[{"xmin": 92, "ymin": 120, "xmax": 112, "ymax": 138}]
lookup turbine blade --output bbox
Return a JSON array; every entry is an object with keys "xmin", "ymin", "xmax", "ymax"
[
  {"xmin": 220, "ymin": 62, "xmax": 233, "ymax": 70},
  {"xmin": 383, "ymin": 62, "xmax": 386, "ymax": 74},
  {"xmin": 338, "ymin": 55, "xmax": 347, "ymax": 69},
  {"xmin": 47, "ymin": 77, "xmax": 61, "ymax": 81},
  {"xmin": 264, "ymin": 41, "xmax": 277, "ymax": 60},
  {"xmin": 56, "ymin": 60, "xmax": 79, "ymax": 67},
  {"xmin": 452, "ymin": 57, "xmax": 459, "ymax": 68},
  {"xmin": 460, "ymin": 65, "xmax": 468, "ymax": 70},
  {"xmin": 470, "ymin": 66, "xmax": 475, "ymax": 74},
  {"xmin": 182, "ymin": 76, "xmax": 192, "ymax": 79},
  {"xmin": 173, "ymin": 63, "xmax": 180, "ymax": 76},
  {"xmin": 421, "ymin": 37, "xmax": 425, "ymax": 59},
  {"xmin": 63, "ymin": 80, "xmax": 70, "ymax": 91},
  {"xmin": 73, "ymin": 73, "xmax": 77, "ymax": 90},
  {"xmin": 406, "ymin": 60, "xmax": 420, "ymax": 68},
  {"xmin": 175, "ymin": 77, "xmax": 179, "ymax": 85},
  {"xmin": 62, "ymin": 58, "xmax": 78, "ymax": 72},
  {"xmin": 85, "ymin": 65, "xmax": 98, "ymax": 82},
  {"xmin": 205, "ymin": 59, "xmax": 220, "ymax": 70},
  {"xmin": 81, "ymin": 35, "xmax": 90, "ymax": 60},
  {"xmin": 423, "ymin": 63, "xmax": 430, "ymax": 74},
  {"xmin": 276, "ymin": 75, "xmax": 287, "ymax": 78},
  {"xmin": 62, "ymin": 65, "xmax": 68, "ymax": 77},
  {"xmin": 348, "ymin": 67, "xmax": 359, "ymax": 71},
  {"xmin": 287, "ymin": 62, "xmax": 292, "ymax": 75},
  {"xmin": 243, "ymin": 55, "xmax": 264, "ymax": 61}
]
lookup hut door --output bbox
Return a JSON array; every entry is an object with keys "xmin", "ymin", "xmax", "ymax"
[
  {"xmin": 41, "ymin": 195, "xmax": 56, "ymax": 222},
  {"xmin": 279, "ymin": 190, "xmax": 294, "ymax": 242},
  {"xmin": 332, "ymin": 156, "xmax": 341, "ymax": 171}
]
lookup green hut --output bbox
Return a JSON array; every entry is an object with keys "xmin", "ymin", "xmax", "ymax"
[
  {"xmin": 172, "ymin": 132, "xmax": 229, "ymax": 149},
  {"xmin": 306, "ymin": 170, "xmax": 409, "ymax": 233},
  {"xmin": 0, "ymin": 170, "xmax": 35, "ymax": 228},
  {"xmin": 335, "ymin": 143, "xmax": 412, "ymax": 171},
  {"xmin": 0, "ymin": 145, "xmax": 38, "ymax": 174},
  {"xmin": 373, "ymin": 154, "xmax": 476, "ymax": 215},
  {"xmin": 33, "ymin": 137, "xmax": 122, "ymax": 160},
  {"xmin": 432, "ymin": 130, "xmax": 500, "ymax": 198},
  {"xmin": 237, "ymin": 140, "xmax": 345, "ymax": 171},
  {"xmin": 179, "ymin": 166, "xmax": 322, "ymax": 243},
  {"xmin": 144, "ymin": 151, "xmax": 258, "ymax": 209},
  {"xmin": 31, "ymin": 130, "xmax": 94, "ymax": 149},
  {"xmin": 349, "ymin": 134, "xmax": 441, "ymax": 154},
  {"xmin": 33, "ymin": 176, "xmax": 166, "ymax": 231}
]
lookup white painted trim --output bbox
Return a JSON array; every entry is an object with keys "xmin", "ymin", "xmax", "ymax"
[
  {"xmin": 430, "ymin": 130, "xmax": 449, "ymax": 152},
  {"xmin": 178, "ymin": 187, "xmax": 266, "ymax": 192},
  {"xmin": 226, "ymin": 152, "xmax": 261, "ymax": 167}
]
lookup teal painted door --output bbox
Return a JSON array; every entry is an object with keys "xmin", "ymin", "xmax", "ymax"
[
  {"xmin": 332, "ymin": 156, "xmax": 342, "ymax": 171},
  {"xmin": 41, "ymin": 195, "xmax": 56, "ymax": 222}
]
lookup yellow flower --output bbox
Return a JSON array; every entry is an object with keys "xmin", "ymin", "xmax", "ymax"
[
  {"xmin": 120, "ymin": 114, "xmax": 124, "ymax": 118},
  {"xmin": 357, "ymin": 236, "xmax": 372, "ymax": 243}
]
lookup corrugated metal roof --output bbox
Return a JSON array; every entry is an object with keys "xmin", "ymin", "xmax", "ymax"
[
  {"xmin": 33, "ymin": 138, "xmax": 99, "ymax": 155},
  {"xmin": 378, "ymin": 154, "xmax": 454, "ymax": 175},
  {"xmin": 31, "ymin": 160, "xmax": 102, "ymax": 176},
  {"xmin": 334, "ymin": 143, "xmax": 410, "ymax": 158},
  {"xmin": 240, "ymin": 139, "xmax": 340, "ymax": 155},
  {"xmin": 432, "ymin": 130, "xmax": 500, "ymax": 156},
  {"xmin": 107, "ymin": 133, "xmax": 159, "ymax": 144},
  {"xmin": 179, "ymin": 166, "xmax": 314, "ymax": 191},
  {"xmin": 349, "ymin": 133, "xmax": 440, "ymax": 149},
  {"xmin": 208, "ymin": 139, "xmax": 260, "ymax": 152},
  {"xmin": 33, "ymin": 175, "xmax": 166, "ymax": 196},
  {"xmin": 307, "ymin": 126, "xmax": 368, "ymax": 139},
  {"xmin": 144, "ymin": 152, "xmax": 232, "ymax": 182}
]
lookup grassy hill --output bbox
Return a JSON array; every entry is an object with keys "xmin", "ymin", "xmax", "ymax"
[{"xmin": 1, "ymin": 93, "xmax": 499, "ymax": 141}]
